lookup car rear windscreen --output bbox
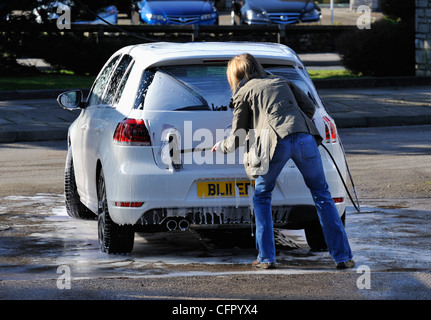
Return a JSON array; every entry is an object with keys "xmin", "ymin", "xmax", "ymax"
[{"xmin": 134, "ymin": 64, "xmax": 313, "ymax": 111}]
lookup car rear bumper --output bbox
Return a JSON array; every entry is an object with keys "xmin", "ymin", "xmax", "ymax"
[{"xmin": 104, "ymin": 146, "xmax": 346, "ymax": 226}]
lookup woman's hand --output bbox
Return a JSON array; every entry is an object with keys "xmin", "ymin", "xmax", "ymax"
[{"xmin": 212, "ymin": 141, "xmax": 222, "ymax": 153}]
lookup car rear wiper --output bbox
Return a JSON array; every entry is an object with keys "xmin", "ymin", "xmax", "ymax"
[
  {"xmin": 181, "ymin": 147, "xmax": 209, "ymax": 154},
  {"xmin": 174, "ymin": 105, "xmax": 211, "ymax": 111}
]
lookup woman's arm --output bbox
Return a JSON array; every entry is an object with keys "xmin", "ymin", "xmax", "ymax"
[
  {"xmin": 212, "ymin": 99, "xmax": 250, "ymax": 153},
  {"xmin": 288, "ymin": 82, "xmax": 316, "ymax": 120}
]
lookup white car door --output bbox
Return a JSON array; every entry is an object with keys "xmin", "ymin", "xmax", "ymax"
[{"xmin": 73, "ymin": 54, "xmax": 121, "ymax": 207}]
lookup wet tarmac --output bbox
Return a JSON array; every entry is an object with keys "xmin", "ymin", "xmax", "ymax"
[
  {"xmin": 1, "ymin": 193, "xmax": 430, "ymax": 284},
  {"xmin": 1, "ymin": 125, "xmax": 431, "ymax": 300}
]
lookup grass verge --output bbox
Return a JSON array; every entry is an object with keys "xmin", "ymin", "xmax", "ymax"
[
  {"xmin": 307, "ymin": 69, "xmax": 358, "ymax": 80},
  {"xmin": 0, "ymin": 73, "xmax": 95, "ymax": 91}
]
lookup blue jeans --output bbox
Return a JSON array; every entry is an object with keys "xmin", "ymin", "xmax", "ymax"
[{"xmin": 253, "ymin": 132, "xmax": 353, "ymax": 264}]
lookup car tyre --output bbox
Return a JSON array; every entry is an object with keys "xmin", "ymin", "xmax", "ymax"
[
  {"xmin": 64, "ymin": 148, "xmax": 95, "ymax": 220},
  {"xmin": 97, "ymin": 168, "xmax": 134, "ymax": 254},
  {"xmin": 304, "ymin": 221, "xmax": 327, "ymax": 251},
  {"xmin": 304, "ymin": 210, "xmax": 346, "ymax": 251}
]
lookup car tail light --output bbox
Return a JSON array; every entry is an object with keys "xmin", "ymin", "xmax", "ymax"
[
  {"xmin": 333, "ymin": 197, "xmax": 344, "ymax": 203},
  {"xmin": 114, "ymin": 202, "xmax": 144, "ymax": 207},
  {"xmin": 113, "ymin": 118, "xmax": 151, "ymax": 146},
  {"xmin": 323, "ymin": 116, "xmax": 337, "ymax": 143}
]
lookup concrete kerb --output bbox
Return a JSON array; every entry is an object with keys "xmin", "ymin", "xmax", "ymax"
[
  {"xmin": 313, "ymin": 76, "xmax": 431, "ymax": 89},
  {"xmin": 0, "ymin": 88, "xmax": 90, "ymax": 101},
  {"xmin": 0, "ymin": 126, "xmax": 69, "ymax": 143},
  {"xmin": 333, "ymin": 114, "xmax": 431, "ymax": 129}
]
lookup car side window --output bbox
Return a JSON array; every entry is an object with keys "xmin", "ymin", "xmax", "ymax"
[
  {"xmin": 113, "ymin": 60, "xmax": 134, "ymax": 106},
  {"xmin": 87, "ymin": 55, "xmax": 120, "ymax": 107},
  {"xmin": 264, "ymin": 65, "xmax": 313, "ymax": 95},
  {"xmin": 105, "ymin": 54, "xmax": 134, "ymax": 106},
  {"xmin": 134, "ymin": 69, "xmax": 156, "ymax": 110}
]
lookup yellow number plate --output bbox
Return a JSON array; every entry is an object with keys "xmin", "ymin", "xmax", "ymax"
[{"xmin": 197, "ymin": 180, "xmax": 255, "ymax": 198}]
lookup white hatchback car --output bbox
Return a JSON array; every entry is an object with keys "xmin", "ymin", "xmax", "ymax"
[{"xmin": 58, "ymin": 42, "xmax": 347, "ymax": 254}]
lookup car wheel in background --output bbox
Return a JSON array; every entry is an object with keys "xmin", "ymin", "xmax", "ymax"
[
  {"xmin": 304, "ymin": 221, "xmax": 327, "ymax": 251},
  {"xmin": 304, "ymin": 211, "xmax": 346, "ymax": 251}
]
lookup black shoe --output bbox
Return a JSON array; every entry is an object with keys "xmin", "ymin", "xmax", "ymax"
[{"xmin": 336, "ymin": 259, "xmax": 355, "ymax": 269}]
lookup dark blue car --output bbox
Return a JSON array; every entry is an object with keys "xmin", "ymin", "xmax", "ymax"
[
  {"xmin": 231, "ymin": 0, "xmax": 321, "ymax": 25},
  {"xmin": 137, "ymin": 0, "xmax": 218, "ymax": 25}
]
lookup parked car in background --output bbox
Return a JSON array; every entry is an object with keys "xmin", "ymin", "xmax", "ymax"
[
  {"xmin": 58, "ymin": 42, "xmax": 346, "ymax": 254},
  {"xmin": 33, "ymin": 1, "xmax": 118, "ymax": 25},
  {"xmin": 231, "ymin": 0, "xmax": 321, "ymax": 25},
  {"xmin": 136, "ymin": 0, "xmax": 218, "ymax": 25}
]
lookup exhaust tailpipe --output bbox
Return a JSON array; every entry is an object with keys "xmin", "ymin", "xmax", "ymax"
[
  {"xmin": 166, "ymin": 219, "xmax": 177, "ymax": 231},
  {"xmin": 165, "ymin": 219, "xmax": 189, "ymax": 231},
  {"xmin": 178, "ymin": 219, "xmax": 190, "ymax": 231}
]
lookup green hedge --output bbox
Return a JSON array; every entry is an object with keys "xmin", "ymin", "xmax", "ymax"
[
  {"xmin": 31, "ymin": 33, "xmax": 139, "ymax": 75},
  {"xmin": 336, "ymin": 18, "xmax": 415, "ymax": 77},
  {"xmin": 336, "ymin": 0, "xmax": 415, "ymax": 77}
]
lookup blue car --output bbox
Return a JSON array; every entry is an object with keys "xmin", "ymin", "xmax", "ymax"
[{"xmin": 137, "ymin": 0, "xmax": 218, "ymax": 25}]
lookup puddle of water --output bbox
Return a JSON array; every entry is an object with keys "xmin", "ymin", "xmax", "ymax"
[
  {"xmin": 1, "ymin": 194, "xmax": 431, "ymax": 281},
  {"xmin": 346, "ymin": 202, "xmax": 431, "ymax": 271}
]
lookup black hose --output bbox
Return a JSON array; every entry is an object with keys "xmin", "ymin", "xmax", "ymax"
[{"xmin": 319, "ymin": 142, "xmax": 361, "ymax": 213}]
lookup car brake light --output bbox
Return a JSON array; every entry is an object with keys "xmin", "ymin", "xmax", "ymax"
[
  {"xmin": 113, "ymin": 118, "xmax": 151, "ymax": 146},
  {"xmin": 333, "ymin": 197, "xmax": 344, "ymax": 203},
  {"xmin": 323, "ymin": 116, "xmax": 337, "ymax": 143}
]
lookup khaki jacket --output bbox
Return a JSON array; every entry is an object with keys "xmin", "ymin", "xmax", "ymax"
[{"xmin": 220, "ymin": 76, "xmax": 322, "ymax": 179}]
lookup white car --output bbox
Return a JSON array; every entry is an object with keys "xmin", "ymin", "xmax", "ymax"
[{"xmin": 58, "ymin": 42, "xmax": 347, "ymax": 254}]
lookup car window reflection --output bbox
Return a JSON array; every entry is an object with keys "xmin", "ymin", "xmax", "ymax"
[
  {"xmin": 135, "ymin": 69, "xmax": 210, "ymax": 111},
  {"xmin": 87, "ymin": 55, "xmax": 120, "ymax": 107},
  {"xmin": 105, "ymin": 55, "xmax": 134, "ymax": 106}
]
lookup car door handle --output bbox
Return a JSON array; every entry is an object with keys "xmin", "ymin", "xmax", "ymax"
[{"xmin": 80, "ymin": 124, "xmax": 88, "ymax": 131}]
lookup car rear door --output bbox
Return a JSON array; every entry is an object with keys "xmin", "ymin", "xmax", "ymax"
[{"xmin": 75, "ymin": 54, "xmax": 134, "ymax": 205}]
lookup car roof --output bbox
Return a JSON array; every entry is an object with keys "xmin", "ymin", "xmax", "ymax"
[{"xmin": 121, "ymin": 42, "xmax": 303, "ymax": 69}]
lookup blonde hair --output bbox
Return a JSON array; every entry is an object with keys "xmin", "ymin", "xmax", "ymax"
[{"xmin": 226, "ymin": 53, "xmax": 266, "ymax": 92}]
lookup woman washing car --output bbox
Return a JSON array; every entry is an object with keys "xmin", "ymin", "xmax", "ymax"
[{"xmin": 212, "ymin": 53, "xmax": 354, "ymax": 269}]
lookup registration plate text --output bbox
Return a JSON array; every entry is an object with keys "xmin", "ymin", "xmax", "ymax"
[{"xmin": 197, "ymin": 180, "xmax": 255, "ymax": 198}]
